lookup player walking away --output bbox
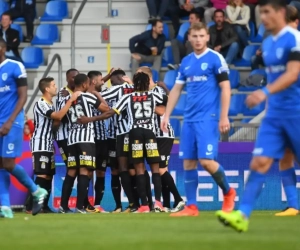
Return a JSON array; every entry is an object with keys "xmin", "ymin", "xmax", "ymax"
[
  {"xmin": 275, "ymin": 5, "xmax": 300, "ymax": 217},
  {"xmin": 161, "ymin": 23, "xmax": 235, "ymax": 217},
  {"xmin": 65, "ymin": 74, "xmax": 109, "ymax": 213},
  {"xmin": 56, "ymin": 68, "xmax": 79, "ymax": 214},
  {"xmin": 216, "ymin": 0, "xmax": 300, "ymax": 232},
  {"xmin": 0, "ymin": 39, "xmax": 48, "ymax": 218},
  {"xmin": 138, "ymin": 66, "xmax": 185, "ymax": 213},
  {"xmin": 30, "ymin": 77, "xmax": 81, "ymax": 213}
]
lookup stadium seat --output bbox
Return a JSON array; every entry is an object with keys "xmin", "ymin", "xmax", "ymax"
[
  {"xmin": 233, "ymin": 45, "xmax": 260, "ymax": 67},
  {"xmin": 250, "ymin": 24, "xmax": 265, "ymax": 43},
  {"xmin": 21, "ymin": 47, "xmax": 44, "ymax": 69},
  {"xmin": 31, "ymin": 24, "xmax": 59, "ymax": 45},
  {"xmin": 242, "ymin": 101, "xmax": 265, "ymax": 116},
  {"xmin": 164, "ymin": 70, "xmax": 178, "ymax": 90},
  {"xmin": 162, "ymin": 47, "xmax": 174, "ymax": 67},
  {"xmin": 207, "ymin": 21, "xmax": 215, "ymax": 28},
  {"xmin": 229, "ymin": 69, "xmax": 240, "ymax": 89},
  {"xmin": 40, "ymin": 1, "xmax": 68, "ymax": 21},
  {"xmin": 229, "ymin": 94, "xmax": 246, "ymax": 116},
  {"xmin": 146, "ymin": 22, "xmax": 170, "ymax": 40},
  {"xmin": 172, "ymin": 94, "xmax": 186, "ymax": 116},
  {"xmin": 0, "ymin": 0, "xmax": 8, "ymax": 16},
  {"xmin": 238, "ymin": 69, "xmax": 266, "ymax": 91},
  {"xmin": 10, "ymin": 23, "xmax": 23, "ymax": 42},
  {"xmin": 170, "ymin": 118, "xmax": 181, "ymax": 137},
  {"xmin": 248, "ymin": 21, "xmax": 256, "ymax": 40},
  {"xmin": 152, "ymin": 69, "xmax": 159, "ymax": 82},
  {"xmin": 176, "ymin": 22, "xmax": 190, "ymax": 43},
  {"xmin": 250, "ymin": 69, "xmax": 266, "ymax": 77}
]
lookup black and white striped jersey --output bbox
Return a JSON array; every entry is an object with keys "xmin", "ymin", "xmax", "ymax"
[
  {"xmin": 102, "ymin": 83, "xmax": 134, "ymax": 137},
  {"xmin": 113, "ymin": 91, "xmax": 167, "ymax": 132},
  {"xmin": 65, "ymin": 92, "xmax": 101, "ymax": 145},
  {"xmin": 30, "ymin": 97, "xmax": 55, "ymax": 152},
  {"xmin": 151, "ymin": 85, "xmax": 175, "ymax": 138},
  {"xmin": 55, "ymin": 86, "xmax": 73, "ymax": 141},
  {"xmin": 92, "ymin": 106, "xmax": 107, "ymax": 141}
]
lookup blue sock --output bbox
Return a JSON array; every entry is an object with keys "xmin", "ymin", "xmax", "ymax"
[
  {"xmin": 0, "ymin": 169, "xmax": 10, "ymax": 207},
  {"xmin": 11, "ymin": 164, "xmax": 38, "ymax": 194},
  {"xmin": 211, "ymin": 165, "xmax": 230, "ymax": 195},
  {"xmin": 280, "ymin": 168, "xmax": 299, "ymax": 210},
  {"xmin": 184, "ymin": 169, "xmax": 198, "ymax": 206},
  {"xmin": 239, "ymin": 171, "xmax": 266, "ymax": 218}
]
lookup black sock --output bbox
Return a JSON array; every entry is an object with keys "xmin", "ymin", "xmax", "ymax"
[
  {"xmin": 94, "ymin": 177, "xmax": 105, "ymax": 206},
  {"xmin": 144, "ymin": 170, "xmax": 153, "ymax": 207},
  {"xmin": 120, "ymin": 171, "xmax": 135, "ymax": 205},
  {"xmin": 161, "ymin": 180, "xmax": 170, "ymax": 208},
  {"xmin": 152, "ymin": 173, "xmax": 162, "ymax": 202},
  {"xmin": 25, "ymin": 193, "xmax": 33, "ymax": 211},
  {"xmin": 161, "ymin": 171, "xmax": 182, "ymax": 204},
  {"xmin": 111, "ymin": 175, "xmax": 122, "ymax": 208},
  {"xmin": 136, "ymin": 174, "xmax": 148, "ymax": 206},
  {"xmin": 76, "ymin": 175, "xmax": 90, "ymax": 210},
  {"xmin": 43, "ymin": 179, "xmax": 52, "ymax": 209},
  {"xmin": 83, "ymin": 179, "xmax": 91, "ymax": 209},
  {"xmin": 130, "ymin": 175, "xmax": 139, "ymax": 207},
  {"xmin": 61, "ymin": 175, "xmax": 76, "ymax": 209}
]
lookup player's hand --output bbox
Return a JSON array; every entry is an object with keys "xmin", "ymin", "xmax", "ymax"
[
  {"xmin": 109, "ymin": 68, "xmax": 116, "ymax": 75},
  {"xmin": 219, "ymin": 116, "xmax": 230, "ymax": 134},
  {"xmin": 131, "ymin": 53, "xmax": 141, "ymax": 61},
  {"xmin": 0, "ymin": 120, "xmax": 13, "ymax": 136},
  {"xmin": 246, "ymin": 90, "xmax": 266, "ymax": 108},
  {"xmin": 157, "ymin": 81, "xmax": 167, "ymax": 88},
  {"xmin": 77, "ymin": 116, "xmax": 90, "ymax": 124},
  {"xmin": 70, "ymin": 91, "xmax": 82, "ymax": 101},
  {"xmin": 122, "ymin": 76, "xmax": 133, "ymax": 84},
  {"xmin": 60, "ymin": 89, "xmax": 69, "ymax": 97},
  {"xmin": 161, "ymin": 117, "xmax": 169, "ymax": 133}
]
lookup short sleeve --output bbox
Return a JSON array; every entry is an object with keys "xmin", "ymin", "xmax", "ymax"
[
  {"xmin": 13, "ymin": 62, "xmax": 27, "ymax": 87},
  {"xmin": 175, "ymin": 63, "xmax": 186, "ymax": 85},
  {"xmin": 153, "ymin": 92, "xmax": 167, "ymax": 106},
  {"xmin": 113, "ymin": 95, "xmax": 129, "ymax": 115},
  {"xmin": 288, "ymin": 31, "xmax": 300, "ymax": 62},
  {"xmin": 213, "ymin": 53, "xmax": 229, "ymax": 83},
  {"xmin": 85, "ymin": 93, "xmax": 101, "ymax": 109},
  {"xmin": 37, "ymin": 101, "xmax": 54, "ymax": 118}
]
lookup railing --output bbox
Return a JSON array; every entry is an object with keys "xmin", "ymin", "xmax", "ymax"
[
  {"xmin": 25, "ymin": 54, "xmax": 62, "ymax": 113},
  {"xmin": 108, "ymin": 0, "xmax": 112, "ymax": 17},
  {"xmin": 221, "ymin": 122, "xmax": 260, "ymax": 142},
  {"xmin": 71, "ymin": 0, "xmax": 88, "ymax": 68}
]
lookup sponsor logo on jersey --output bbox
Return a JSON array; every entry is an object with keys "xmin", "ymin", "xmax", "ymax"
[{"xmin": 0, "ymin": 85, "xmax": 10, "ymax": 92}]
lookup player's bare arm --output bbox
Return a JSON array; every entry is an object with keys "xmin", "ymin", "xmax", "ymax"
[
  {"xmin": 157, "ymin": 81, "xmax": 170, "ymax": 95},
  {"xmin": 92, "ymin": 90, "xmax": 108, "ymax": 107},
  {"xmin": 219, "ymin": 80, "xmax": 231, "ymax": 133},
  {"xmin": 155, "ymin": 106, "xmax": 165, "ymax": 116},
  {"xmin": 77, "ymin": 108, "xmax": 116, "ymax": 124},
  {"xmin": 98, "ymin": 101, "xmax": 110, "ymax": 112}
]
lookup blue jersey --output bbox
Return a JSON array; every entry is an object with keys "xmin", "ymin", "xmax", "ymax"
[
  {"xmin": 176, "ymin": 49, "xmax": 229, "ymax": 121},
  {"xmin": 0, "ymin": 59, "xmax": 27, "ymax": 127},
  {"xmin": 263, "ymin": 26, "xmax": 300, "ymax": 118}
]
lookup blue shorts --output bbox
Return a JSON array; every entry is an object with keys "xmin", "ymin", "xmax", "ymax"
[
  {"xmin": 179, "ymin": 120, "xmax": 219, "ymax": 160},
  {"xmin": 254, "ymin": 117, "xmax": 300, "ymax": 161},
  {"xmin": 0, "ymin": 124, "xmax": 23, "ymax": 158}
]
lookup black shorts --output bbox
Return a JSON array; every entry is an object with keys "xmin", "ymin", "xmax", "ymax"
[
  {"xmin": 33, "ymin": 152, "xmax": 55, "ymax": 176},
  {"xmin": 56, "ymin": 139, "xmax": 69, "ymax": 166},
  {"xmin": 157, "ymin": 138, "xmax": 174, "ymax": 168},
  {"xmin": 107, "ymin": 138, "xmax": 118, "ymax": 169},
  {"xmin": 67, "ymin": 143, "xmax": 96, "ymax": 170},
  {"xmin": 95, "ymin": 139, "xmax": 108, "ymax": 171},
  {"xmin": 129, "ymin": 128, "xmax": 160, "ymax": 165},
  {"xmin": 116, "ymin": 133, "xmax": 130, "ymax": 158}
]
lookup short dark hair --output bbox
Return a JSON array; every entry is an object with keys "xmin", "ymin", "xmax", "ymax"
[
  {"xmin": 87, "ymin": 71, "xmax": 102, "ymax": 79},
  {"xmin": 2, "ymin": 13, "xmax": 11, "ymax": 20},
  {"xmin": 151, "ymin": 19, "xmax": 163, "ymax": 27},
  {"xmin": 39, "ymin": 77, "xmax": 54, "ymax": 94},
  {"xmin": 286, "ymin": 5, "xmax": 299, "ymax": 23},
  {"xmin": 190, "ymin": 9, "xmax": 201, "ymax": 20},
  {"xmin": 258, "ymin": 0, "xmax": 286, "ymax": 9},
  {"xmin": 214, "ymin": 9, "xmax": 225, "ymax": 17},
  {"xmin": 111, "ymin": 69, "xmax": 126, "ymax": 77},
  {"xmin": 74, "ymin": 74, "xmax": 89, "ymax": 87},
  {"xmin": 66, "ymin": 68, "xmax": 78, "ymax": 76}
]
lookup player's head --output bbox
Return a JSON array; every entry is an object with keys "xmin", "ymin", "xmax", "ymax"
[
  {"xmin": 0, "ymin": 39, "xmax": 7, "ymax": 56},
  {"xmin": 136, "ymin": 66, "xmax": 154, "ymax": 84},
  {"xmin": 189, "ymin": 10, "xmax": 201, "ymax": 24},
  {"xmin": 74, "ymin": 73, "xmax": 89, "ymax": 92},
  {"xmin": 133, "ymin": 72, "xmax": 150, "ymax": 92},
  {"xmin": 213, "ymin": 9, "xmax": 225, "ymax": 27},
  {"xmin": 150, "ymin": 20, "xmax": 163, "ymax": 35},
  {"xmin": 66, "ymin": 68, "xmax": 79, "ymax": 90},
  {"xmin": 88, "ymin": 71, "xmax": 103, "ymax": 92},
  {"xmin": 286, "ymin": 5, "xmax": 299, "ymax": 29},
  {"xmin": 188, "ymin": 22, "xmax": 209, "ymax": 53},
  {"xmin": 258, "ymin": 0, "xmax": 287, "ymax": 32},
  {"xmin": 1, "ymin": 13, "xmax": 12, "ymax": 30},
  {"xmin": 110, "ymin": 69, "xmax": 126, "ymax": 86},
  {"xmin": 38, "ymin": 77, "xmax": 57, "ymax": 97}
]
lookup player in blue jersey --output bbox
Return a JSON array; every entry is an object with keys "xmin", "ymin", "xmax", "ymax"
[
  {"xmin": 216, "ymin": 0, "xmax": 300, "ymax": 232},
  {"xmin": 0, "ymin": 39, "xmax": 48, "ymax": 218},
  {"xmin": 161, "ymin": 22, "xmax": 236, "ymax": 217}
]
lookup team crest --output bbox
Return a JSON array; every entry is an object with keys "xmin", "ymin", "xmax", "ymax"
[
  {"xmin": 201, "ymin": 63, "xmax": 208, "ymax": 70},
  {"xmin": 276, "ymin": 48, "xmax": 283, "ymax": 59},
  {"xmin": 207, "ymin": 144, "xmax": 213, "ymax": 152},
  {"xmin": 2, "ymin": 73, "xmax": 7, "ymax": 81}
]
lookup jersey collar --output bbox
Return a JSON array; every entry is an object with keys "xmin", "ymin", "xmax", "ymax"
[
  {"xmin": 41, "ymin": 96, "xmax": 53, "ymax": 105},
  {"xmin": 65, "ymin": 86, "xmax": 73, "ymax": 94},
  {"xmin": 193, "ymin": 48, "xmax": 209, "ymax": 59},
  {"xmin": 272, "ymin": 26, "xmax": 289, "ymax": 41}
]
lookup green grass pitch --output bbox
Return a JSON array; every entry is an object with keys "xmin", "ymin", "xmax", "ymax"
[{"xmin": 0, "ymin": 212, "xmax": 299, "ymax": 250}]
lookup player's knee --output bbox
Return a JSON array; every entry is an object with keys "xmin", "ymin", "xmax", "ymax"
[
  {"xmin": 79, "ymin": 168, "xmax": 89, "ymax": 176},
  {"xmin": 111, "ymin": 169, "xmax": 119, "ymax": 175},
  {"xmin": 183, "ymin": 160, "xmax": 197, "ymax": 170},
  {"xmin": 250, "ymin": 157, "xmax": 273, "ymax": 173},
  {"xmin": 150, "ymin": 163, "xmax": 159, "ymax": 173},
  {"xmin": 159, "ymin": 167, "xmax": 167, "ymax": 175},
  {"xmin": 129, "ymin": 169, "xmax": 136, "ymax": 176},
  {"xmin": 279, "ymin": 149, "xmax": 294, "ymax": 171},
  {"xmin": 2, "ymin": 158, "xmax": 15, "ymax": 171},
  {"xmin": 67, "ymin": 169, "xmax": 77, "ymax": 178},
  {"xmin": 96, "ymin": 170, "xmax": 105, "ymax": 177},
  {"xmin": 199, "ymin": 159, "xmax": 218, "ymax": 173}
]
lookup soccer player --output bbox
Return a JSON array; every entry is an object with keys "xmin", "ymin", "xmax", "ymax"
[
  {"xmin": 137, "ymin": 66, "xmax": 185, "ymax": 212},
  {"xmin": 161, "ymin": 22, "xmax": 235, "ymax": 217},
  {"xmin": 65, "ymin": 73, "xmax": 109, "ymax": 213},
  {"xmin": 0, "ymin": 39, "xmax": 48, "ymax": 217},
  {"xmin": 216, "ymin": 0, "xmax": 300, "ymax": 232},
  {"xmin": 30, "ymin": 77, "xmax": 81, "ymax": 212}
]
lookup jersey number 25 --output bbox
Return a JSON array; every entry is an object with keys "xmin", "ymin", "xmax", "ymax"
[{"xmin": 134, "ymin": 101, "xmax": 152, "ymax": 119}]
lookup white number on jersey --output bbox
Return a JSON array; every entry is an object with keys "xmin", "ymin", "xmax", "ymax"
[
  {"xmin": 133, "ymin": 101, "xmax": 152, "ymax": 118},
  {"xmin": 69, "ymin": 104, "xmax": 85, "ymax": 123}
]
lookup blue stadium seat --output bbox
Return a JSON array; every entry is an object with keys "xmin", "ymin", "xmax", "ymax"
[
  {"xmin": 181, "ymin": 16, "xmax": 189, "ymax": 21},
  {"xmin": 242, "ymin": 101, "xmax": 265, "ymax": 116},
  {"xmin": 229, "ymin": 94, "xmax": 246, "ymax": 116},
  {"xmin": 172, "ymin": 94, "xmax": 186, "ymax": 116},
  {"xmin": 170, "ymin": 118, "xmax": 181, "ymax": 137},
  {"xmin": 10, "ymin": 23, "xmax": 23, "ymax": 42},
  {"xmin": 0, "ymin": 0, "xmax": 8, "ymax": 16},
  {"xmin": 250, "ymin": 69, "xmax": 266, "ymax": 77},
  {"xmin": 248, "ymin": 21, "xmax": 256, "ymax": 40},
  {"xmin": 176, "ymin": 22, "xmax": 190, "ymax": 43},
  {"xmin": 162, "ymin": 47, "xmax": 174, "ymax": 67},
  {"xmin": 164, "ymin": 70, "xmax": 178, "ymax": 90},
  {"xmin": 31, "ymin": 24, "xmax": 59, "ymax": 45},
  {"xmin": 152, "ymin": 69, "xmax": 159, "ymax": 82},
  {"xmin": 146, "ymin": 23, "xmax": 170, "ymax": 40},
  {"xmin": 233, "ymin": 45, "xmax": 260, "ymax": 67},
  {"xmin": 40, "ymin": 1, "xmax": 68, "ymax": 21},
  {"xmin": 21, "ymin": 47, "xmax": 44, "ymax": 69},
  {"xmin": 207, "ymin": 21, "xmax": 215, "ymax": 28},
  {"xmin": 229, "ymin": 69, "xmax": 240, "ymax": 89},
  {"xmin": 250, "ymin": 24, "xmax": 265, "ymax": 43}
]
